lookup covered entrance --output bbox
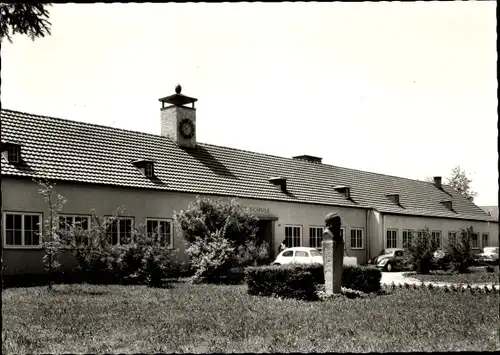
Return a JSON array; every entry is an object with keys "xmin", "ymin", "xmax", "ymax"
[{"xmin": 249, "ymin": 207, "xmax": 278, "ymax": 263}]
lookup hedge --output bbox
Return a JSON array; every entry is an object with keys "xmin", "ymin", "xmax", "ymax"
[
  {"xmin": 245, "ymin": 264, "xmax": 382, "ymax": 300},
  {"xmin": 245, "ymin": 264, "xmax": 318, "ymax": 301}
]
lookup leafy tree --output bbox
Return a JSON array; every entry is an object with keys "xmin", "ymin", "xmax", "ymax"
[
  {"xmin": 446, "ymin": 226, "xmax": 475, "ymax": 273},
  {"xmin": 35, "ymin": 178, "xmax": 67, "ymax": 291},
  {"xmin": 446, "ymin": 165, "xmax": 477, "ymax": 202},
  {"xmin": 406, "ymin": 227, "xmax": 439, "ymax": 274},
  {"xmin": 1, "ymin": 4, "xmax": 52, "ymax": 43}
]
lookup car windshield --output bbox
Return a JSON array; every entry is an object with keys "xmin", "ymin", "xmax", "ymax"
[{"xmin": 310, "ymin": 250, "xmax": 321, "ymax": 257}]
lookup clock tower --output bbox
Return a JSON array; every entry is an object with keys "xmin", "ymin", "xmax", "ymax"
[{"xmin": 159, "ymin": 85, "xmax": 198, "ymax": 149}]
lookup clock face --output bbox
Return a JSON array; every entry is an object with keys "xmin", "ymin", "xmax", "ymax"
[{"xmin": 179, "ymin": 119, "xmax": 195, "ymax": 139}]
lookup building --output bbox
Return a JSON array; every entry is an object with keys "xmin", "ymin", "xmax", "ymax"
[
  {"xmin": 480, "ymin": 206, "xmax": 499, "ymax": 221},
  {"xmin": 1, "ymin": 87, "xmax": 498, "ymax": 275}
]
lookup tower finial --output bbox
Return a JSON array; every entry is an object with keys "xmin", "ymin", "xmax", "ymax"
[{"xmin": 175, "ymin": 84, "xmax": 182, "ymax": 94}]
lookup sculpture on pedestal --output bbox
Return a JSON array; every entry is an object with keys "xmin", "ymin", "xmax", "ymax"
[{"xmin": 322, "ymin": 212, "xmax": 344, "ymax": 294}]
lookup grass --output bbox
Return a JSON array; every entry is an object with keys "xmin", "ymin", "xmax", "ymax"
[
  {"xmin": 407, "ymin": 266, "xmax": 500, "ymax": 284},
  {"xmin": 2, "ymin": 281, "xmax": 499, "ymax": 353}
]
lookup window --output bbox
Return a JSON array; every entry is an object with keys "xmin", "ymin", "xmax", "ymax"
[
  {"xmin": 284, "ymin": 225, "xmax": 302, "ymax": 248},
  {"xmin": 309, "ymin": 226, "xmax": 324, "ymax": 248},
  {"xmin": 350, "ymin": 228, "xmax": 364, "ymax": 249},
  {"xmin": 448, "ymin": 231, "xmax": 457, "ymax": 245},
  {"xmin": 395, "ymin": 250, "xmax": 404, "ymax": 257},
  {"xmin": 59, "ymin": 215, "xmax": 90, "ymax": 231},
  {"xmin": 59, "ymin": 215, "xmax": 91, "ymax": 246},
  {"xmin": 482, "ymin": 233, "xmax": 489, "ymax": 248},
  {"xmin": 386, "ymin": 229, "xmax": 398, "ymax": 249},
  {"xmin": 402, "ymin": 229, "xmax": 414, "ymax": 249},
  {"xmin": 7, "ymin": 145, "xmax": 20, "ymax": 163},
  {"xmin": 146, "ymin": 218, "xmax": 173, "ymax": 247},
  {"xmin": 282, "ymin": 250, "xmax": 293, "ymax": 257},
  {"xmin": 431, "ymin": 231, "xmax": 442, "ymax": 249},
  {"xmin": 105, "ymin": 217, "xmax": 133, "ymax": 245},
  {"xmin": 295, "ymin": 251, "xmax": 308, "ymax": 257},
  {"xmin": 145, "ymin": 163, "xmax": 154, "ymax": 178},
  {"xmin": 3, "ymin": 212, "xmax": 42, "ymax": 247},
  {"xmin": 470, "ymin": 233, "xmax": 479, "ymax": 249}
]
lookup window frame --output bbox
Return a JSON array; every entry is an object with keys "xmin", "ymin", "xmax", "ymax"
[
  {"xmin": 145, "ymin": 218, "xmax": 173, "ymax": 248},
  {"xmin": 448, "ymin": 231, "xmax": 457, "ymax": 245},
  {"xmin": 284, "ymin": 225, "xmax": 302, "ymax": 248},
  {"xmin": 350, "ymin": 227, "xmax": 364, "ymax": 250},
  {"xmin": 402, "ymin": 229, "xmax": 414, "ymax": 249},
  {"xmin": 309, "ymin": 226, "xmax": 324, "ymax": 249},
  {"xmin": 470, "ymin": 233, "xmax": 479, "ymax": 249},
  {"xmin": 431, "ymin": 230, "xmax": 442, "ymax": 249},
  {"xmin": 104, "ymin": 216, "xmax": 134, "ymax": 246},
  {"xmin": 58, "ymin": 214, "xmax": 92, "ymax": 247},
  {"xmin": 481, "ymin": 233, "xmax": 489, "ymax": 248},
  {"xmin": 144, "ymin": 163, "xmax": 154, "ymax": 178},
  {"xmin": 386, "ymin": 229, "xmax": 398, "ymax": 249},
  {"xmin": 3, "ymin": 211, "xmax": 43, "ymax": 249},
  {"xmin": 7, "ymin": 145, "xmax": 21, "ymax": 163}
]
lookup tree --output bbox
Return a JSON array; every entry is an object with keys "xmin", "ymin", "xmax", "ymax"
[
  {"xmin": 446, "ymin": 165, "xmax": 477, "ymax": 202},
  {"xmin": 1, "ymin": 4, "xmax": 52, "ymax": 43}
]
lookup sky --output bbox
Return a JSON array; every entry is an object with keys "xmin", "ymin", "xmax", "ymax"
[{"xmin": 1, "ymin": 2, "xmax": 498, "ymax": 206}]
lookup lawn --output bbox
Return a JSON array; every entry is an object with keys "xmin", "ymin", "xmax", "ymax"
[
  {"xmin": 407, "ymin": 266, "xmax": 500, "ymax": 285},
  {"xmin": 2, "ymin": 281, "xmax": 499, "ymax": 353}
]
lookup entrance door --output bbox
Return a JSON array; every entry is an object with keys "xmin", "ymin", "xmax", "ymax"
[{"xmin": 256, "ymin": 220, "xmax": 274, "ymax": 263}]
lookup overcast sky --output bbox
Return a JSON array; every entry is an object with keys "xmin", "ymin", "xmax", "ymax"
[{"xmin": 1, "ymin": 2, "xmax": 497, "ymax": 206}]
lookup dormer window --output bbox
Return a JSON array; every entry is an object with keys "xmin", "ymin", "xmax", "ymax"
[
  {"xmin": 333, "ymin": 185, "xmax": 351, "ymax": 199},
  {"xmin": 440, "ymin": 200, "xmax": 453, "ymax": 211},
  {"xmin": 2, "ymin": 142, "xmax": 22, "ymax": 164},
  {"xmin": 7, "ymin": 146, "xmax": 20, "ymax": 163},
  {"xmin": 269, "ymin": 177, "xmax": 287, "ymax": 192},
  {"xmin": 144, "ymin": 163, "xmax": 154, "ymax": 178},
  {"xmin": 386, "ymin": 193, "xmax": 400, "ymax": 205},
  {"xmin": 132, "ymin": 159, "xmax": 155, "ymax": 178}
]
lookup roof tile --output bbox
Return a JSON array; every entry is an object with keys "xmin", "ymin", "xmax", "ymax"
[{"xmin": 1, "ymin": 108, "xmax": 495, "ymax": 222}]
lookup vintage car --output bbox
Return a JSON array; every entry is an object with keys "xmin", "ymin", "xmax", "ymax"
[{"xmin": 272, "ymin": 247, "xmax": 358, "ymax": 266}]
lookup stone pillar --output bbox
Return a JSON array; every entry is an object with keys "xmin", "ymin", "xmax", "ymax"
[
  {"xmin": 323, "ymin": 212, "xmax": 344, "ymax": 295},
  {"xmin": 332, "ymin": 240, "xmax": 344, "ymax": 293},
  {"xmin": 322, "ymin": 229, "xmax": 334, "ymax": 295}
]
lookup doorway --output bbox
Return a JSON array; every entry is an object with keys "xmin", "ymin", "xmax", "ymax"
[{"xmin": 255, "ymin": 220, "xmax": 275, "ymax": 263}]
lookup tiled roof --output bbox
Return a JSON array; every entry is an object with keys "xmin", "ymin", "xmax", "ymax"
[
  {"xmin": 1, "ymin": 108, "xmax": 496, "ymax": 222},
  {"xmin": 480, "ymin": 206, "xmax": 499, "ymax": 221}
]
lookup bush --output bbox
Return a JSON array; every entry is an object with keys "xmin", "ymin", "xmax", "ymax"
[
  {"xmin": 70, "ymin": 212, "xmax": 179, "ymax": 287},
  {"xmin": 175, "ymin": 197, "xmax": 270, "ymax": 283},
  {"xmin": 175, "ymin": 196, "xmax": 259, "ymax": 248},
  {"xmin": 406, "ymin": 227, "xmax": 439, "ymax": 274},
  {"xmin": 245, "ymin": 264, "xmax": 382, "ymax": 301},
  {"xmin": 245, "ymin": 264, "xmax": 318, "ymax": 301},
  {"xmin": 446, "ymin": 226, "xmax": 475, "ymax": 273},
  {"xmin": 186, "ymin": 227, "xmax": 235, "ymax": 284}
]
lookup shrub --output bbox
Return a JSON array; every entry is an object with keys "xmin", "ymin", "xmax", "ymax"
[
  {"xmin": 446, "ymin": 226, "xmax": 475, "ymax": 273},
  {"xmin": 175, "ymin": 197, "xmax": 270, "ymax": 283},
  {"xmin": 306, "ymin": 264, "xmax": 381, "ymax": 293},
  {"xmin": 406, "ymin": 227, "xmax": 439, "ymax": 274},
  {"xmin": 175, "ymin": 196, "xmax": 259, "ymax": 248},
  {"xmin": 245, "ymin": 264, "xmax": 318, "ymax": 301},
  {"xmin": 245, "ymin": 264, "xmax": 382, "ymax": 300},
  {"xmin": 186, "ymin": 226, "xmax": 235, "ymax": 284},
  {"xmin": 69, "ymin": 212, "xmax": 179, "ymax": 286}
]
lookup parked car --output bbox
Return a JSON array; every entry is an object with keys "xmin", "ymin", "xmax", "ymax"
[
  {"xmin": 477, "ymin": 247, "xmax": 499, "ymax": 265},
  {"xmin": 272, "ymin": 247, "xmax": 358, "ymax": 266},
  {"xmin": 369, "ymin": 248, "xmax": 413, "ymax": 272}
]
